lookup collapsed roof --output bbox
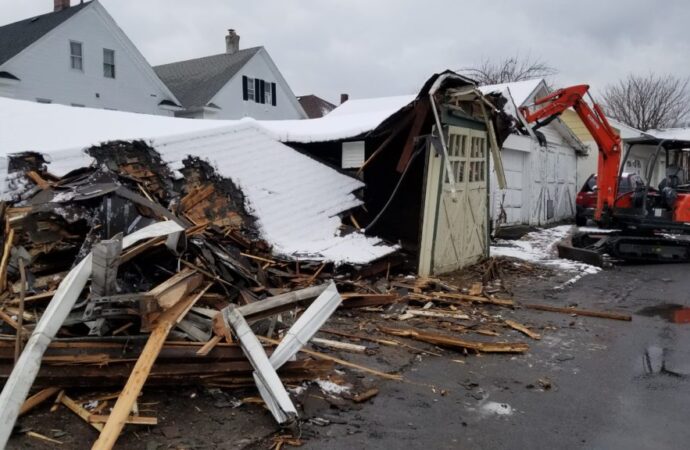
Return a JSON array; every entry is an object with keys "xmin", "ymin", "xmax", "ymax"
[{"xmin": 0, "ymin": 97, "xmax": 396, "ymax": 264}]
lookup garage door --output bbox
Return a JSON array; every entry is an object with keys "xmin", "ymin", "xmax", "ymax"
[{"xmin": 419, "ymin": 126, "xmax": 489, "ymax": 275}]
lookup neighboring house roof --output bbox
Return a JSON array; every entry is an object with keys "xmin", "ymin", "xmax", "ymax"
[
  {"xmin": 297, "ymin": 95, "xmax": 336, "ymax": 118},
  {"xmin": 154, "ymin": 47, "xmax": 262, "ymax": 109},
  {"xmin": 0, "ymin": 96, "xmax": 396, "ymax": 264},
  {"xmin": 0, "ymin": 2, "xmax": 91, "ymax": 67}
]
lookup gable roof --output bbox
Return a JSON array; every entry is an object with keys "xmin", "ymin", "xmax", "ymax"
[
  {"xmin": 0, "ymin": 2, "xmax": 91, "ymax": 67},
  {"xmin": 297, "ymin": 95, "xmax": 336, "ymax": 118},
  {"xmin": 154, "ymin": 47, "xmax": 262, "ymax": 109}
]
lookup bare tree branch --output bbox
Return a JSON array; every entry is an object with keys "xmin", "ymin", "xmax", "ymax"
[
  {"xmin": 460, "ymin": 54, "xmax": 557, "ymax": 86},
  {"xmin": 599, "ymin": 73, "xmax": 690, "ymax": 131}
]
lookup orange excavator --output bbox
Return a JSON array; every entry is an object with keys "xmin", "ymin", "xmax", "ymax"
[{"xmin": 519, "ymin": 85, "xmax": 690, "ymax": 265}]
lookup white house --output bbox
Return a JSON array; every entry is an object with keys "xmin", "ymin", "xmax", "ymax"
[
  {"xmin": 154, "ymin": 30, "xmax": 307, "ymax": 120},
  {"xmin": 480, "ymin": 79, "xmax": 588, "ymax": 229},
  {"xmin": 0, "ymin": 0, "xmax": 181, "ymax": 116}
]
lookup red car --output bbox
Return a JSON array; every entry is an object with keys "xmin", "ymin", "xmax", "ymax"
[{"xmin": 575, "ymin": 172, "xmax": 644, "ymax": 226}]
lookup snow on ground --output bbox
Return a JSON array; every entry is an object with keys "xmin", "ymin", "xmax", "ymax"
[{"xmin": 491, "ymin": 225, "xmax": 601, "ymax": 287}]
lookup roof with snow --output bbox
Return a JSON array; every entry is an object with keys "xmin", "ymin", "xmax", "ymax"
[
  {"xmin": 0, "ymin": 2, "xmax": 91, "ymax": 67},
  {"xmin": 0, "ymin": 97, "xmax": 396, "ymax": 264},
  {"xmin": 297, "ymin": 95, "xmax": 336, "ymax": 119},
  {"xmin": 154, "ymin": 47, "xmax": 262, "ymax": 109},
  {"xmin": 260, "ymin": 94, "xmax": 417, "ymax": 143}
]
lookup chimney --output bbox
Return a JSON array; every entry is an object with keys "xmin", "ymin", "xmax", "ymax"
[
  {"xmin": 225, "ymin": 29, "xmax": 240, "ymax": 54},
  {"xmin": 340, "ymin": 93, "xmax": 349, "ymax": 104},
  {"xmin": 54, "ymin": 0, "xmax": 70, "ymax": 11}
]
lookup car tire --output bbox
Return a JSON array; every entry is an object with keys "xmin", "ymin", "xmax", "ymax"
[{"xmin": 575, "ymin": 214, "xmax": 587, "ymax": 227}]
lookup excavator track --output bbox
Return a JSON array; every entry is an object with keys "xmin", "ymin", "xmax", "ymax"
[{"xmin": 559, "ymin": 231, "xmax": 690, "ymax": 266}]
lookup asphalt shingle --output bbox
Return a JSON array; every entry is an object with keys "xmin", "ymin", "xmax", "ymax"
[
  {"xmin": 0, "ymin": 2, "xmax": 91, "ymax": 67},
  {"xmin": 153, "ymin": 47, "xmax": 262, "ymax": 109}
]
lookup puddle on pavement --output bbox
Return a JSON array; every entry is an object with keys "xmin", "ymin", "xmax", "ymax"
[{"xmin": 637, "ymin": 303, "xmax": 690, "ymax": 324}]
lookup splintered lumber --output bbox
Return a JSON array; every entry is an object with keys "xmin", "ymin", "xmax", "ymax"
[
  {"xmin": 61, "ymin": 393, "xmax": 104, "ymax": 432},
  {"xmin": 401, "ymin": 309, "xmax": 470, "ymax": 320},
  {"xmin": 26, "ymin": 171, "xmax": 51, "ymax": 189},
  {"xmin": 26, "ymin": 431, "xmax": 63, "ymax": 445},
  {"xmin": 379, "ymin": 327, "xmax": 529, "ymax": 354},
  {"xmin": 19, "ymin": 387, "xmax": 60, "ymax": 416},
  {"xmin": 504, "ymin": 320, "xmax": 541, "ymax": 340},
  {"xmin": 0, "ymin": 228, "xmax": 14, "ymax": 292},
  {"xmin": 319, "ymin": 328, "xmax": 443, "ymax": 357},
  {"xmin": 148, "ymin": 269, "xmax": 204, "ymax": 310},
  {"xmin": 92, "ymin": 291, "xmax": 200, "ymax": 450},
  {"xmin": 259, "ymin": 336, "xmax": 402, "ymax": 381},
  {"xmin": 352, "ymin": 388, "xmax": 379, "ymax": 403},
  {"xmin": 311, "ymin": 337, "xmax": 366, "ymax": 353},
  {"xmin": 196, "ymin": 335, "xmax": 223, "ymax": 356},
  {"xmin": 522, "ymin": 303, "xmax": 632, "ymax": 321},
  {"xmin": 89, "ymin": 415, "xmax": 157, "ymax": 426},
  {"xmin": 430, "ymin": 292, "xmax": 515, "ymax": 307},
  {"xmin": 469, "ymin": 282, "xmax": 483, "ymax": 296}
]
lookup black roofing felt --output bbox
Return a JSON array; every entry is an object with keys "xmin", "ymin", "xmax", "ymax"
[
  {"xmin": 0, "ymin": 2, "xmax": 91, "ymax": 66},
  {"xmin": 153, "ymin": 47, "xmax": 262, "ymax": 109}
]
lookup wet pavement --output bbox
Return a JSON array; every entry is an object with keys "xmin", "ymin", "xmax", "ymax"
[{"xmin": 301, "ymin": 263, "xmax": 690, "ymax": 450}]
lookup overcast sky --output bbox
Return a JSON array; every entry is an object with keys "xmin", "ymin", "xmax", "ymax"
[{"xmin": 2, "ymin": 0, "xmax": 689, "ymax": 104}]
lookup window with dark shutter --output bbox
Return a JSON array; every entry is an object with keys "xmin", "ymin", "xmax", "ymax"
[
  {"xmin": 260, "ymin": 80, "xmax": 266, "ymax": 104},
  {"xmin": 271, "ymin": 82, "xmax": 277, "ymax": 106},
  {"xmin": 242, "ymin": 76, "xmax": 248, "ymax": 101},
  {"xmin": 254, "ymin": 78, "xmax": 261, "ymax": 103}
]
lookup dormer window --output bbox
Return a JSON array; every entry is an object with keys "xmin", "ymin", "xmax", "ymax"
[{"xmin": 70, "ymin": 41, "xmax": 83, "ymax": 71}]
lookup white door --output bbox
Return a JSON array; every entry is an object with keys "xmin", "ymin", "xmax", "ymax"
[{"xmin": 419, "ymin": 126, "xmax": 488, "ymax": 276}]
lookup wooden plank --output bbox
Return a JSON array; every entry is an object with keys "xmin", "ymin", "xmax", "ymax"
[
  {"xmin": 147, "ymin": 269, "xmax": 204, "ymax": 310},
  {"xmin": 352, "ymin": 388, "xmax": 379, "ymax": 403},
  {"xmin": 14, "ymin": 259, "xmax": 27, "ymax": 363},
  {"xmin": 468, "ymin": 282, "xmax": 483, "ymax": 296},
  {"xmin": 504, "ymin": 319, "xmax": 541, "ymax": 340},
  {"xmin": 196, "ymin": 335, "xmax": 223, "ymax": 356},
  {"xmin": 396, "ymin": 97, "xmax": 430, "ymax": 173},
  {"xmin": 91, "ymin": 291, "xmax": 201, "ymax": 450},
  {"xmin": 0, "ymin": 228, "xmax": 14, "ymax": 292},
  {"xmin": 522, "ymin": 303, "xmax": 632, "ymax": 321},
  {"xmin": 25, "ymin": 171, "xmax": 51, "ymax": 189},
  {"xmin": 26, "ymin": 431, "xmax": 63, "ymax": 445},
  {"xmin": 61, "ymin": 393, "xmax": 104, "ymax": 432},
  {"xmin": 379, "ymin": 327, "xmax": 529, "ymax": 354},
  {"xmin": 89, "ymin": 415, "xmax": 157, "ymax": 426},
  {"xmin": 19, "ymin": 387, "xmax": 60, "ymax": 416},
  {"xmin": 259, "ymin": 336, "xmax": 402, "ymax": 381},
  {"xmin": 428, "ymin": 292, "xmax": 515, "ymax": 307},
  {"xmin": 311, "ymin": 337, "xmax": 366, "ymax": 353}
]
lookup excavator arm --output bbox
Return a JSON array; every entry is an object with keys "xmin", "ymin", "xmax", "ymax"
[{"xmin": 520, "ymin": 85, "xmax": 622, "ymax": 222}]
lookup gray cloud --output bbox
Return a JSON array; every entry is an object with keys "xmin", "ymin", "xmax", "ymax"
[{"xmin": 2, "ymin": 0, "xmax": 689, "ymax": 103}]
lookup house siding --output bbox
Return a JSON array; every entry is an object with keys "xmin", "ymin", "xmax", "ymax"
[
  {"xmin": 201, "ymin": 51, "xmax": 304, "ymax": 120},
  {"xmin": 0, "ymin": 5, "xmax": 174, "ymax": 116}
]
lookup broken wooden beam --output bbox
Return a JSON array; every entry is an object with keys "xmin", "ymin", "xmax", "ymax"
[
  {"xmin": 378, "ymin": 327, "xmax": 529, "ymax": 354},
  {"xmin": 504, "ymin": 319, "xmax": 541, "ymax": 340},
  {"xmin": 522, "ymin": 303, "xmax": 632, "ymax": 321}
]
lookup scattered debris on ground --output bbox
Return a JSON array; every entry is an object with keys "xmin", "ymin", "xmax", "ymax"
[{"xmin": 0, "ymin": 142, "xmax": 632, "ymax": 449}]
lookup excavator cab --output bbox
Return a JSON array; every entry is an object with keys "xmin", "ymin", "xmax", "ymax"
[{"xmin": 615, "ymin": 137, "xmax": 690, "ymax": 231}]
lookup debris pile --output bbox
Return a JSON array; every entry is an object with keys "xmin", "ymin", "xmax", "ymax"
[{"xmin": 0, "ymin": 141, "xmax": 631, "ymax": 448}]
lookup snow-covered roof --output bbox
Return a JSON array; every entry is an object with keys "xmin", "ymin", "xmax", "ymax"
[
  {"xmin": 643, "ymin": 127, "xmax": 690, "ymax": 142},
  {"xmin": 606, "ymin": 118, "xmax": 645, "ymax": 140},
  {"xmin": 479, "ymin": 79, "xmax": 544, "ymax": 107},
  {"xmin": 0, "ymin": 97, "xmax": 396, "ymax": 264},
  {"xmin": 258, "ymin": 94, "xmax": 416, "ymax": 143}
]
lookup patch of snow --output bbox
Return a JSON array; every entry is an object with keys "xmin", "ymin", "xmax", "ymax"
[
  {"xmin": 491, "ymin": 225, "xmax": 601, "ymax": 283},
  {"xmin": 315, "ymin": 379, "xmax": 350, "ymax": 396},
  {"xmin": 481, "ymin": 401, "xmax": 514, "ymax": 416}
]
